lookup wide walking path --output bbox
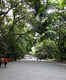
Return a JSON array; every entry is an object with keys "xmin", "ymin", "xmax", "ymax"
[{"xmin": 0, "ymin": 61, "xmax": 66, "ymax": 80}]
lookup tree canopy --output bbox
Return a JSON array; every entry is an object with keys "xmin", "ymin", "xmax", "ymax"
[{"xmin": 0, "ymin": 0, "xmax": 66, "ymax": 61}]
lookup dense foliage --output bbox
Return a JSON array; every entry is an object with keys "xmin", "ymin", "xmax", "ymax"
[{"xmin": 0, "ymin": 0, "xmax": 66, "ymax": 61}]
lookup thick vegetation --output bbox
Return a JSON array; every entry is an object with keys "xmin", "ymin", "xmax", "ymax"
[{"xmin": 0, "ymin": 0, "xmax": 66, "ymax": 61}]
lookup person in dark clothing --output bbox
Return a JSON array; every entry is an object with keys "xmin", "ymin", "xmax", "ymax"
[
  {"xmin": 0, "ymin": 57, "xmax": 2, "ymax": 68},
  {"xmin": 4, "ymin": 58, "xmax": 8, "ymax": 68}
]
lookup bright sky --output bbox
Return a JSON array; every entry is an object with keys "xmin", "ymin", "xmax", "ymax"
[
  {"xmin": 7, "ymin": 9, "xmax": 13, "ymax": 18},
  {"xmin": 64, "ymin": 7, "xmax": 66, "ymax": 9},
  {"xmin": 6, "ymin": 0, "xmax": 66, "ymax": 18}
]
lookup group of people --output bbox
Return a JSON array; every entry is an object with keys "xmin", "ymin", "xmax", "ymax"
[{"xmin": 0, "ymin": 57, "xmax": 8, "ymax": 68}]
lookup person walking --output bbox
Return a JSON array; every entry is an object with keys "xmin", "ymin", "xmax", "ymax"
[
  {"xmin": 4, "ymin": 57, "xmax": 8, "ymax": 68},
  {"xmin": 0, "ymin": 57, "xmax": 2, "ymax": 68}
]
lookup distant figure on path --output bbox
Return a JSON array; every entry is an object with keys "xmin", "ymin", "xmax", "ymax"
[
  {"xmin": 1, "ymin": 57, "xmax": 5, "ymax": 68},
  {"xmin": 1, "ymin": 57, "xmax": 4, "ymax": 63},
  {"xmin": 4, "ymin": 57, "xmax": 8, "ymax": 68},
  {"xmin": 0, "ymin": 57, "xmax": 2, "ymax": 68}
]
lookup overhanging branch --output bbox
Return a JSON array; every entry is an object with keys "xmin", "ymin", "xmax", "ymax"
[{"xmin": 14, "ymin": 16, "xmax": 25, "ymax": 24}]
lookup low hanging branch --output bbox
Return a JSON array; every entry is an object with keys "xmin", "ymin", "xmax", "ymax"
[{"xmin": 14, "ymin": 16, "xmax": 25, "ymax": 24}]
